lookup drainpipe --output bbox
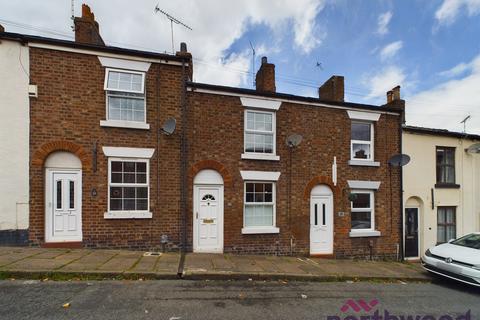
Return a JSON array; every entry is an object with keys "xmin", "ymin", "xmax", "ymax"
[
  {"xmin": 399, "ymin": 116, "xmax": 405, "ymax": 261},
  {"xmin": 180, "ymin": 57, "xmax": 188, "ymax": 254}
]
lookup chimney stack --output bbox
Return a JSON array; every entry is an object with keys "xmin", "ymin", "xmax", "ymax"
[
  {"xmin": 74, "ymin": 4, "xmax": 104, "ymax": 46},
  {"xmin": 386, "ymin": 85, "xmax": 403, "ymax": 105},
  {"xmin": 319, "ymin": 75, "xmax": 344, "ymax": 102},
  {"xmin": 255, "ymin": 56, "xmax": 276, "ymax": 93},
  {"xmin": 0, "ymin": 24, "xmax": 4, "ymax": 33},
  {"xmin": 176, "ymin": 42, "xmax": 193, "ymax": 81}
]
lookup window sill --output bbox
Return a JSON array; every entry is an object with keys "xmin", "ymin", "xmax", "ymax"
[
  {"xmin": 434, "ymin": 183, "xmax": 460, "ymax": 189},
  {"xmin": 241, "ymin": 153, "xmax": 280, "ymax": 161},
  {"xmin": 349, "ymin": 230, "xmax": 381, "ymax": 238},
  {"xmin": 241, "ymin": 227, "xmax": 279, "ymax": 234},
  {"xmin": 348, "ymin": 160, "xmax": 380, "ymax": 167},
  {"xmin": 100, "ymin": 120, "xmax": 150, "ymax": 130},
  {"xmin": 104, "ymin": 211, "xmax": 152, "ymax": 219}
]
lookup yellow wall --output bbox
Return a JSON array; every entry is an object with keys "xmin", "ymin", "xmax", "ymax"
[{"xmin": 403, "ymin": 131, "xmax": 480, "ymax": 257}]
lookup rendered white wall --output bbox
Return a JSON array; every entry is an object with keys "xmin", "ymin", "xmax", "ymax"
[
  {"xmin": 0, "ymin": 39, "xmax": 30, "ymax": 230},
  {"xmin": 403, "ymin": 132, "xmax": 480, "ymax": 255}
]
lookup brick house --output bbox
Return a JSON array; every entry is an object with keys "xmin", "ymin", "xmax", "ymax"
[{"xmin": 0, "ymin": 5, "xmax": 405, "ymax": 258}]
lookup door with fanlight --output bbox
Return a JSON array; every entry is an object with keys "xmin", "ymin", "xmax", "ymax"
[
  {"xmin": 310, "ymin": 193, "xmax": 334, "ymax": 255},
  {"xmin": 45, "ymin": 170, "xmax": 82, "ymax": 242},
  {"xmin": 194, "ymin": 186, "xmax": 223, "ymax": 253}
]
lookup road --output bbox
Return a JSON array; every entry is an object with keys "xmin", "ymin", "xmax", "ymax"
[{"xmin": 0, "ymin": 278, "xmax": 478, "ymax": 320}]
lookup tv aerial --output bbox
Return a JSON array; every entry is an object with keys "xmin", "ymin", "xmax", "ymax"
[
  {"xmin": 154, "ymin": 4, "xmax": 192, "ymax": 54},
  {"xmin": 286, "ymin": 134, "xmax": 303, "ymax": 148},
  {"xmin": 161, "ymin": 117, "xmax": 176, "ymax": 135},
  {"xmin": 387, "ymin": 154, "xmax": 411, "ymax": 167}
]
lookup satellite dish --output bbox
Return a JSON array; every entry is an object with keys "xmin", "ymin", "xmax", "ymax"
[
  {"xmin": 161, "ymin": 118, "xmax": 176, "ymax": 135},
  {"xmin": 466, "ymin": 143, "xmax": 480, "ymax": 154},
  {"xmin": 286, "ymin": 134, "xmax": 303, "ymax": 148},
  {"xmin": 388, "ymin": 154, "xmax": 411, "ymax": 167}
]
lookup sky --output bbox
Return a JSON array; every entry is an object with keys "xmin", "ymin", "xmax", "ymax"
[{"xmin": 1, "ymin": 0, "xmax": 480, "ymax": 133}]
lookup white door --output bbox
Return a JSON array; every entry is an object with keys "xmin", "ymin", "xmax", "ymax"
[
  {"xmin": 45, "ymin": 170, "xmax": 82, "ymax": 242},
  {"xmin": 194, "ymin": 186, "xmax": 223, "ymax": 253},
  {"xmin": 310, "ymin": 195, "xmax": 333, "ymax": 255}
]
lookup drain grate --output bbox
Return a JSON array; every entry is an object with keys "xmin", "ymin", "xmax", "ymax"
[{"xmin": 143, "ymin": 252, "xmax": 163, "ymax": 257}]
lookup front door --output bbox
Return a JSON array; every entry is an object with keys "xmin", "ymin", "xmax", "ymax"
[
  {"xmin": 45, "ymin": 170, "xmax": 82, "ymax": 242},
  {"xmin": 194, "ymin": 186, "xmax": 223, "ymax": 253},
  {"xmin": 310, "ymin": 195, "xmax": 333, "ymax": 255},
  {"xmin": 405, "ymin": 208, "xmax": 419, "ymax": 258}
]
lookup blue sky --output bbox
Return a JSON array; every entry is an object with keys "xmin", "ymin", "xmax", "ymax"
[{"xmin": 1, "ymin": 0, "xmax": 480, "ymax": 132}]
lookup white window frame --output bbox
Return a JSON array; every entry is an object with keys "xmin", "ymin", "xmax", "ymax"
[
  {"xmin": 242, "ymin": 181, "xmax": 279, "ymax": 234},
  {"xmin": 101, "ymin": 68, "xmax": 148, "ymax": 128},
  {"xmin": 350, "ymin": 121, "xmax": 374, "ymax": 161},
  {"xmin": 104, "ymin": 68, "xmax": 145, "ymax": 94},
  {"xmin": 350, "ymin": 189, "xmax": 375, "ymax": 232},
  {"xmin": 105, "ymin": 157, "xmax": 152, "ymax": 219},
  {"xmin": 242, "ymin": 109, "xmax": 278, "ymax": 160}
]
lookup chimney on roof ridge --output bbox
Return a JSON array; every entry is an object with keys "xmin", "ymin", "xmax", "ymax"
[
  {"xmin": 255, "ymin": 56, "xmax": 276, "ymax": 93},
  {"xmin": 74, "ymin": 4, "xmax": 104, "ymax": 46},
  {"xmin": 319, "ymin": 75, "xmax": 344, "ymax": 102},
  {"xmin": 176, "ymin": 42, "xmax": 193, "ymax": 81},
  {"xmin": 386, "ymin": 85, "xmax": 402, "ymax": 104}
]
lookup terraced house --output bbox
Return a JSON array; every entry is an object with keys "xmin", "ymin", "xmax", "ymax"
[{"xmin": 0, "ymin": 5, "xmax": 406, "ymax": 258}]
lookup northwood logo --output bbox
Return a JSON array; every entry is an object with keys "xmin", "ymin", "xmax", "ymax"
[{"xmin": 340, "ymin": 299, "xmax": 379, "ymax": 313}]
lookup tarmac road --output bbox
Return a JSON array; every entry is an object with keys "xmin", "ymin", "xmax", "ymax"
[{"xmin": 0, "ymin": 277, "xmax": 478, "ymax": 320}]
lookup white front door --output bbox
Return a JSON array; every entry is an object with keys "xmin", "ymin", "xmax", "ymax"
[
  {"xmin": 45, "ymin": 170, "xmax": 82, "ymax": 242},
  {"xmin": 310, "ymin": 195, "xmax": 333, "ymax": 255},
  {"xmin": 193, "ymin": 185, "xmax": 223, "ymax": 253}
]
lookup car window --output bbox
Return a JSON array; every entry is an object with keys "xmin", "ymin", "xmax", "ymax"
[{"xmin": 451, "ymin": 234, "xmax": 480, "ymax": 249}]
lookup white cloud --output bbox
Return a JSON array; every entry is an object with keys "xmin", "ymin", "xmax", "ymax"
[
  {"xmin": 438, "ymin": 62, "xmax": 470, "ymax": 77},
  {"xmin": 406, "ymin": 54, "xmax": 480, "ymax": 133},
  {"xmin": 380, "ymin": 41, "xmax": 403, "ymax": 61},
  {"xmin": 376, "ymin": 11, "xmax": 392, "ymax": 35},
  {"xmin": 364, "ymin": 66, "xmax": 407, "ymax": 100},
  {"xmin": 0, "ymin": 0, "xmax": 326, "ymax": 87},
  {"xmin": 435, "ymin": 0, "xmax": 480, "ymax": 26}
]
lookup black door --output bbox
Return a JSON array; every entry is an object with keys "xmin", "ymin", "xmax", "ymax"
[{"xmin": 405, "ymin": 208, "xmax": 419, "ymax": 257}]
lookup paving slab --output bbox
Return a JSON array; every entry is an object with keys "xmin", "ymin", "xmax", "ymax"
[{"xmin": 154, "ymin": 253, "xmax": 180, "ymax": 273}]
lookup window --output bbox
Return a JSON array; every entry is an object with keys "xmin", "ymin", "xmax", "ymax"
[
  {"xmin": 351, "ymin": 122, "xmax": 373, "ymax": 160},
  {"xmin": 437, "ymin": 207, "xmax": 456, "ymax": 243},
  {"xmin": 104, "ymin": 69, "xmax": 146, "ymax": 123},
  {"xmin": 436, "ymin": 147, "xmax": 455, "ymax": 184},
  {"xmin": 244, "ymin": 182, "xmax": 275, "ymax": 228},
  {"xmin": 108, "ymin": 158, "xmax": 149, "ymax": 212},
  {"xmin": 244, "ymin": 110, "xmax": 275, "ymax": 154},
  {"xmin": 350, "ymin": 190, "xmax": 374, "ymax": 231}
]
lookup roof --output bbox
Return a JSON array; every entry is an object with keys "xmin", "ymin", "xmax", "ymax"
[
  {"xmin": 187, "ymin": 82, "xmax": 404, "ymax": 114},
  {"xmin": 0, "ymin": 31, "xmax": 186, "ymax": 62},
  {"xmin": 403, "ymin": 125, "xmax": 480, "ymax": 140}
]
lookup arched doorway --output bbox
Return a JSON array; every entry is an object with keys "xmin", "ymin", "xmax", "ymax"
[
  {"xmin": 193, "ymin": 169, "xmax": 224, "ymax": 253},
  {"xmin": 44, "ymin": 151, "xmax": 82, "ymax": 243},
  {"xmin": 405, "ymin": 196, "xmax": 423, "ymax": 259},
  {"xmin": 310, "ymin": 184, "xmax": 334, "ymax": 255}
]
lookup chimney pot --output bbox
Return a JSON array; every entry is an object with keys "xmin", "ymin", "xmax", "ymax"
[
  {"xmin": 180, "ymin": 42, "xmax": 187, "ymax": 52},
  {"xmin": 255, "ymin": 56, "xmax": 276, "ymax": 93},
  {"xmin": 74, "ymin": 4, "xmax": 104, "ymax": 46},
  {"xmin": 318, "ymin": 75, "xmax": 344, "ymax": 102}
]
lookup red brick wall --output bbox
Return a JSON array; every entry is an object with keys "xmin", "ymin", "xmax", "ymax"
[
  {"xmin": 29, "ymin": 47, "xmax": 185, "ymax": 250},
  {"xmin": 187, "ymin": 92, "xmax": 402, "ymax": 258},
  {"xmin": 28, "ymin": 46, "xmax": 402, "ymax": 259}
]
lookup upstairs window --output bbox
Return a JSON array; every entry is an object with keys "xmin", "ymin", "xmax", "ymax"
[
  {"xmin": 244, "ymin": 110, "xmax": 275, "ymax": 154},
  {"xmin": 351, "ymin": 122, "xmax": 373, "ymax": 161},
  {"xmin": 104, "ymin": 69, "xmax": 146, "ymax": 123},
  {"xmin": 436, "ymin": 147, "xmax": 455, "ymax": 184}
]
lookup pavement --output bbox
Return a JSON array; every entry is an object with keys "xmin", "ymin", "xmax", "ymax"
[
  {"xmin": 0, "ymin": 246, "xmax": 429, "ymax": 282},
  {"xmin": 0, "ymin": 280, "xmax": 478, "ymax": 319}
]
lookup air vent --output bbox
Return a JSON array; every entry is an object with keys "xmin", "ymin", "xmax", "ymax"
[{"xmin": 28, "ymin": 84, "xmax": 38, "ymax": 98}]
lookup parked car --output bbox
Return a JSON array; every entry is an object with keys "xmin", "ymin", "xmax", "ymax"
[{"xmin": 421, "ymin": 232, "xmax": 480, "ymax": 287}]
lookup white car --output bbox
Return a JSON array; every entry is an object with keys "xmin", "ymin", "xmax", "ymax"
[{"xmin": 421, "ymin": 232, "xmax": 480, "ymax": 287}]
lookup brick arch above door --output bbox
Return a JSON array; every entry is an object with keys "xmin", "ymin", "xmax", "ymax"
[
  {"xmin": 31, "ymin": 140, "xmax": 91, "ymax": 170},
  {"xmin": 303, "ymin": 175, "xmax": 341, "ymax": 200},
  {"xmin": 189, "ymin": 160, "xmax": 232, "ymax": 187}
]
